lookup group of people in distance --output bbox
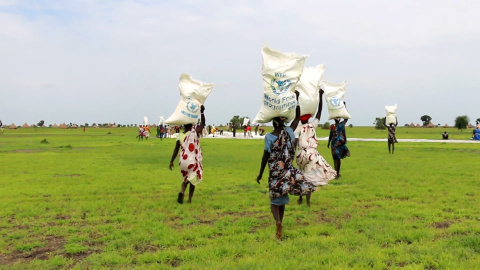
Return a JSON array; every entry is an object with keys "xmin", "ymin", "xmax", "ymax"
[{"xmin": 136, "ymin": 125, "xmax": 150, "ymax": 141}]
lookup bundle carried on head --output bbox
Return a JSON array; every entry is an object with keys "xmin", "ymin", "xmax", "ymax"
[
  {"xmin": 296, "ymin": 65, "xmax": 325, "ymax": 117},
  {"xmin": 253, "ymin": 45, "xmax": 308, "ymax": 123},
  {"xmin": 165, "ymin": 74, "xmax": 214, "ymax": 125},
  {"xmin": 385, "ymin": 104, "xmax": 398, "ymax": 125},
  {"xmin": 322, "ymin": 81, "xmax": 351, "ymax": 120}
]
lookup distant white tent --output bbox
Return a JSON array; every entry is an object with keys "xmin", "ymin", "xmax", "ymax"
[
  {"xmin": 143, "ymin": 117, "xmax": 149, "ymax": 126},
  {"xmin": 159, "ymin": 116, "xmax": 164, "ymax": 125}
]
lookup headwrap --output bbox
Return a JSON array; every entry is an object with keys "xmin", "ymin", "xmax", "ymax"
[{"xmin": 300, "ymin": 114, "xmax": 312, "ymax": 123}]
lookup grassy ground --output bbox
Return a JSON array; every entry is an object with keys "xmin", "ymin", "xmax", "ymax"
[{"xmin": 0, "ymin": 127, "xmax": 479, "ymax": 269}]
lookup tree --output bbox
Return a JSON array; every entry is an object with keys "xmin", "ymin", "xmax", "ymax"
[
  {"xmin": 374, "ymin": 117, "xmax": 386, "ymax": 130},
  {"xmin": 454, "ymin": 115, "xmax": 469, "ymax": 131},
  {"xmin": 229, "ymin": 115, "xmax": 248, "ymax": 128},
  {"xmin": 321, "ymin": 121, "xmax": 330, "ymax": 129},
  {"xmin": 420, "ymin": 115, "xmax": 432, "ymax": 126},
  {"xmin": 37, "ymin": 120, "xmax": 45, "ymax": 127}
]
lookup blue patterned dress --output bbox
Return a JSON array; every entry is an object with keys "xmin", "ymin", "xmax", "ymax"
[{"xmin": 331, "ymin": 120, "xmax": 350, "ymax": 160}]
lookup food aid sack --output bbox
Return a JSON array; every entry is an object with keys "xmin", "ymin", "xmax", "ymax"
[
  {"xmin": 143, "ymin": 117, "xmax": 149, "ymax": 126},
  {"xmin": 296, "ymin": 65, "xmax": 325, "ymax": 116},
  {"xmin": 158, "ymin": 116, "xmax": 165, "ymax": 125},
  {"xmin": 253, "ymin": 45, "xmax": 307, "ymax": 123},
  {"xmin": 165, "ymin": 74, "xmax": 214, "ymax": 125},
  {"xmin": 322, "ymin": 81, "xmax": 351, "ymax": 120},
  {"xmin": 385, "ymin": 104, "xmax": 397, "ymax": 125},
  {"xmin": 243, "ymin": 118, "xmax": 250, "ymax": 127}
]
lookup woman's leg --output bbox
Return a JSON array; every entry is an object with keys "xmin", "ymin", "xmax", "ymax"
[
  {"xmin": 334, "ymin": 159, "xmax": 341, "ymax": 178},
  {"xmin": 388, "ymin": 141, "xmax": 391, "ymax": 153},
  {"xmin": 306, "ymin": 193, "xmax": 311, "ymax": 208},
  {"xmin": 178, "ymin": 182, "xmax": 188, "ymax": 204},
  {"xmin": 392, "ymin": 142, "xmax": 395, "ymax": 154},
  {"xmin": 270, "ymin": 205, "xmax": 282, "ymax": 239},
  {"xmin": 297, "ymin": 196, "xmax": 303, "ymax": 204},
  {"xmin": 187, "ymin": 183, "xmax": 195, "ymax": 203}
]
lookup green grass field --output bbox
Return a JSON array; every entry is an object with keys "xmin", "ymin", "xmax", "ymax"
[{"xmin": 1, "ymin": 127, "xmax": 479, "ymax": 269}]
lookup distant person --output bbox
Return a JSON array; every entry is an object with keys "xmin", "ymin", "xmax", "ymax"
[
  {"xmin": 160, "ymin": 125, "xmax": 165, "ymax": 140},
  {"xmin": 0, "ymin": 120, "xmax": 4, "ymax": 135},
  {"xmin": 255, "ymin": 124, "xmax": 259, "ymax": 135},
  {"xmin": 232, "ymin": 123, "xmax": 237, "ymax": 137},
  {"xmin": 144, "ymin": 125, "xmax": 150, "ymax": 140},
  {"xmin": 442, "ymin": 131, "xmax": 449, "ymax": 140},
  {"xmin": 169, "ymin": 105, "xmax": 206, "ymax": 204},
  {"xmin": 259, "ymin": 127, "xmax": 265, "ymax": 136},
  {"xmin": 256, "ymin": 91, "xmax": 316, "ymax": 239},
  {"xmin": 295, "ymin": 89, "xmax": 336, "ymax": 207},
  {"xmin": 246, "ymin": 125, "xmax": 253, "ymax": 137},
  {"xmin": 473, "ymin": 126, "xmax": 480, "ymax": 140},
  {"xmin": 383, "ymin": 117, "xmax": 398, "ymax": 154},
  {"xmin": 327, "ymin": 103, "xmax": 351, "ymax": 179},
  {"xmin": 137, "ymin": 125, "xmax": 144, "ymax": 141}
]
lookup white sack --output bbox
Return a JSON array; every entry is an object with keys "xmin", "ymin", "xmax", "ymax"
[
  {"xmin": 159, "ymin": 116, "xmax": 164, "ymax": 125},
  {"xmin": 296, "ymin": 65, "xmax": 325, "ymax": 116},
  {"xmin": 322, "ymin": 81, "xmax": 351, "ymax": 120},
  {"xmin": 243, "ymin": 118, "xmax": 250, "ymax": 127},
  {"xmin": 385, "ymin": 104, "xmax": 397, "ymax": 125},
  {"xmin": 253, "ymin": 45, "xmax": 307, "ymax": 123},
  {"xmin": 165, "ymin": 74, "xmax": 214, "ymax": 126},
  {"xmin": 143, "ymin": 117, "xmax": 149, "ymax": 126}
]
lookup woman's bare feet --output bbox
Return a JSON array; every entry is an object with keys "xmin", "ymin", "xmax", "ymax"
[{"xmin": 276, "ymin": 221, "xmax": 282, "ymax": 239}]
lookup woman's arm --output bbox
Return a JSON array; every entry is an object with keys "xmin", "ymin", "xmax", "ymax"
[
  {"xmin": 169, "ymin": 140, "xmax": 181, "ymax": 170},
  {"xmin": 195, "ymin": 105, "xmax": 205, "ymax": 136},
  {"xmin": 290, "ymin": 91, "xmax": 301, "ymax": 131},
  {"xmin": 314, "ymin": 89, "xmax": 324, "ymax": 121},
  {"xmin": 256, "ymin": 150, "xmax": 270, "ymax": 184}
]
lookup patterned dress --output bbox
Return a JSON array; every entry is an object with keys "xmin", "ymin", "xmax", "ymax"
[
  {"xmin": 266, "ymin": 128, "xmax": 317, "ymax": 200},
  {"xmin": 331, "ymin": 120, "xmax": 350, "ymax": 160},
  {"xmin": 295, "ymin": 120, "xmax": 337, "ymax": 186},
  {"xmin": 177, "ymin": 128, "xmax": 203, "ymax": 185},
  {"xmin": 386, "ymin": 125, "xmax": 398, "ymax": 143}
]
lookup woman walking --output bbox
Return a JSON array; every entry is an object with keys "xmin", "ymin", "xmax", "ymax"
[
  {"xmin": 327, "ymin": 103, "xmax": 350, "ymax": 179},
  {"xmin": 383, "ymin": 117, "xmax": 398, "ymax": 154},
  {"xmin": 169, "ymin": 105, "xmax": 206, "ymax": 204},
  {"xmin": 295, "ymin": 89, "xmax": 336, "ymax": 207},
  {"xmin": 257, "ymin": 92, "xmax": 317, "ymax": 239}
]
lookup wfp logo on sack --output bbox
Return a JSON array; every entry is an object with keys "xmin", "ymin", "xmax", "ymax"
[
  {"xmin": 329, "ymin": 96, "xmax": 341, "ymax": 107},
  {"xmin": 270, "ymin": 79, "xmax": 292, "ymax": 95},
  {"xmin": 186, "ymin": 98, "xmax": 200, "ymax": 114}
]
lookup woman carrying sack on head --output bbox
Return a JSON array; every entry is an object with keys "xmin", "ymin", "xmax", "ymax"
[
  {"xmin": 327, "ymin": 102, "xmax": 350, "ymax": 179},
  {"xmin": 169, "ymin": 105, "xmax": 206, "ymax": 204},
  {"xmin": 295, "ymin": 89, "xmax": 336, "ymax": 207},
  {"xmin": 256, "ymin": 91, "xmax": 317, "ymax": 240}
]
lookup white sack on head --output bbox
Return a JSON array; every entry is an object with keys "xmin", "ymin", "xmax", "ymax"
[
  {"xmin": 322, "ymin": 81, "xmax": 351, "ymax": 120},
  {"xmin": 243, "ymin": 118, "xmax": 250, "ymax": 127},
  {"xmin": 296, "ymin": 65, "xmax": 325, "ymax": 116},
  {"xmin": 165, "ymin": 74, "xmax": 214, "ymax": 126},
  {"xmin": 253, "ymin": 45, "xmax": 307, "ymax": 123},
  {"xmin": 159, "ymin": 116, "xmax": 164, "ymax": 125},
  {"xmin": 143, "ymin": 117, "xmax": 149, "ymax": 126},
  {"xmin": 385, "ymin": 104, "xmax": 397, "ymax": 125}
]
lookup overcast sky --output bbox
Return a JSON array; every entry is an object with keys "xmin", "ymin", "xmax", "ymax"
[{"xmin": 1, "ymin": 0, "xmax": 479, "ymax": 127}]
